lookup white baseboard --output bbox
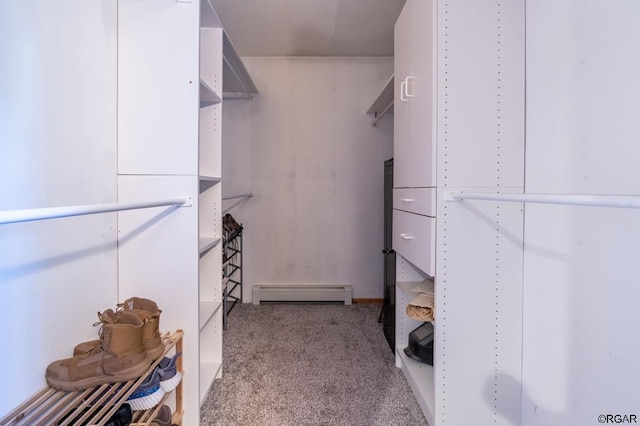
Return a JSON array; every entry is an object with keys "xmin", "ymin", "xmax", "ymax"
[{"xmin": 252, "ymin": 284, "xmax": 352, "ymax": 305}]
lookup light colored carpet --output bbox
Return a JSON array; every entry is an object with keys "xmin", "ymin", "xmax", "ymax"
[{"xmin": 200, "ymin": 303, "xmax": 428, "ymax": 425}]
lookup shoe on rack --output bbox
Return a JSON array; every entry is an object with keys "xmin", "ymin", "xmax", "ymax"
[
  {"xmin": 56, "ymin": 402, "xmax": 132, "ymax": 426},
  {"xmin": 126, "ymin": 367, "xmax": 165, "ymax": 411},
  {"xmin": 46, "ymin": 311, "xmax": 150, "ymax": 391},
  {"xmin": 223, "ymin": 213, "xmax": 243, "ymax": 232},
  {"xmin": 150, "ymin": 405, "xmax": 174, "ymax": 426},
  {"xmin": 105, "ymin": 403, "xmax": 133, "ymax": 426},
  {"xmin": 72, "ymin": 308, "xmax": 118, "ymax": 356},
  {"xmin": 157, "ymin": 352, "xmax": 182, "ymax": 392},
  {"xmin": 121, "ymin": 297, "xmax": 164, "ymax": 360},
  {"xmin": 74, "ymin": 297, "xmax": 165, "ymax": 361}
]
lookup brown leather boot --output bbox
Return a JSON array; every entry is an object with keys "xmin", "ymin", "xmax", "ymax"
[
  {"xmin": 46, "ymin": 310, "xmax": 150, "ymax": 391},
  {"xmin": 74, "ymin": 297, "xmax": 165, "ymax": 360},
  {"xmin": 72, "ymin": 309, "xmax": 117, "ymax": 357},
  {"xmin": 121, "ymin": 297, "xmax": 164, "ymax": 360}
]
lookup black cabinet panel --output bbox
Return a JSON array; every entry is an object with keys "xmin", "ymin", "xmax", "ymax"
[{"xmin": 382, "ymin": 159, "xmax": 395, "ymax": 351}]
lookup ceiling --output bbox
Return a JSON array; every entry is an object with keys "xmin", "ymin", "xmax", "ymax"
[{"xmin": 209, "ymin": 0, "xmax": 406, "ymax": 57}]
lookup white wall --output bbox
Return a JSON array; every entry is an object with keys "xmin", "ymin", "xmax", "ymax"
[
  {"xmin": 0, "ymin": 1, "xmax": 118, "ymax": 413},
  {"xmin": 222, "ymin": 57, "xmax": 393, "ymax": 300},
  {"xmin": 523, "ymin": 1, "xmax": 640, "ymax": 425}
]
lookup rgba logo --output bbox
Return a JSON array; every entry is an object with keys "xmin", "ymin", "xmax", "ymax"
[{"xmin": 598, "ymin": 414, "xmax": 638, "ymax": 424}]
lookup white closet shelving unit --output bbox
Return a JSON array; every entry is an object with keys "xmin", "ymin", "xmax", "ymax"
[
  {"xmin": 198, "ymin": 18, "xmax": 225, "ymax": 405},
  {"xmin": 115, "ymin": 0, "xmax": 239, "ymax": 423},
  {"xmin": 394, "ymin": 266, "xmax": 436, "ymax": 420},
  {"xmin": 391, "ymin": 0, "xmax": 525, "ymax": 424},
  {"xmin": 0, "ymin": 0, "xmax": 257, "ymax": 421},
  {"xmin": 392, "ymin": 4, "xmax": 437, "ymax": 421}
]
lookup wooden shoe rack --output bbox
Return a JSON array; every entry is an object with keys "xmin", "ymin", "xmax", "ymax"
[{"xmin": 0, "ymin": 330, "xmax": 184, "ymax": 426}]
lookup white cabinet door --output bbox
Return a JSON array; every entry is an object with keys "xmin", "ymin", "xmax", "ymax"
[
  {"xmin": 393, "ymin": 2, "xmax": 412, "ymax": 188},
  {"xmin": 394, "ymin": 0, "xmax": 437, "ymax": 189},
  {"xmin": 408, "ymin": 0, "xmax": 436, "ymax": 187},
  {"xmin": 118, "ymin": 0, "xmax": 199, "ymax": 176}
]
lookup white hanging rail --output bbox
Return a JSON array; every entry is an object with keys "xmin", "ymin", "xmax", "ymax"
[
  {"xmin": 222, "ymin": 192, "xmax": 253, "ymax": 201},
  {"xmin": 221, "ymin": 33, "xmax": 258, "ymax": 100},
  {"xmin": 445, "ymin": 192, "xmax": 640, "ymax": 209},
  {"xmin": 371, "ymin": 101, "xmax": 394, "ymax": 127},
  {"xmin": 222, "ymin": 193, "xmax": 252, "ymax": 215},
  {"xmin": 223, "ymin": 56, "xmax": 252, "ymax": 100},
  {"xmin": 367, "ymin": 75, "xmax": 394, "ymax": 127},
  {"xmin": 0, "ymin": 199, "xmax": 190, "ymax": 225}
]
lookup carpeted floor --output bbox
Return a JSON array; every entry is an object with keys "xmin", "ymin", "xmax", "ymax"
[{"xmin": 200, "ymin": 303, "xmax": 428, "ymax": 425}]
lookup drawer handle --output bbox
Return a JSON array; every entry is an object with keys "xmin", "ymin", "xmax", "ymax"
[
  {"xmin": 400, "ymin": 198, "xmax": 414, "ymax": 203},
  {"xmin": 400, "ymin": 233, "xmax": 414, "ymax": 240}
]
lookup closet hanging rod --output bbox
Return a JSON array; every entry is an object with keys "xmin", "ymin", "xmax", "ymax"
[
  {"xmin": 0, "ymin": 199, "xmax": 191, "ymax": 225},
  {"xmin": 445, "ymin": 192, "xmax": 640, "ymax": 209},
  {"xmin": 223, "ymin": 55, "xmax": 252, "ymax": 101},
  {"xmin": 221, "ymin": 32, "xmax": 258, "ymax": 101},
  {"xmin": 222, "ymin": 192, "xmax": 253, "ymax": 201}
]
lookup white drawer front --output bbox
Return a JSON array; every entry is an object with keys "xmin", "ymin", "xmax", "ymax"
[
  {"xmin": 393, "ymin": 209, "xmax": 435, "ymax": 276},
  {"xmin": 393, "ymin": 188, "xmax": 436, "ymax": 217}
]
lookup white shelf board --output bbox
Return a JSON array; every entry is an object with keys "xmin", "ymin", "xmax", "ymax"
[
  {"xmin": 367, "ymin": 75, "xmax": 394, "ymax": 114},
  {"xmin": 398, "ymin": 280, "xmax": 434, "ymax": 295},
  {"xmin": 199, "ymin": 178, "xmax": 220, "ymax": 194},
  {"xmin": 200, "ymin": 79, "xmax": 222, "ymax": 105},
  {"xmin": 396, "ymin": 346, "xmax": 435, "ymax": 425},
  {"xmin": 199, "ymin": 237, "xmax": 221, "ymax": 254},
  {"xmin": 199, "ymin": 175, "xmax": 222, "ymax": 183},
  {"xmin": 199, "ymin": 361, "xmax": 222, "ymax": 405},
  {"xmin": 199, "ymin": 301, "xmax": 222, "ymax": 330}
]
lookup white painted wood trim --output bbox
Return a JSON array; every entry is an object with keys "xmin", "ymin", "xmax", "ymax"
[{"xmin": 252, "ymin": 285, "xmax": 353, "ymax": 305}]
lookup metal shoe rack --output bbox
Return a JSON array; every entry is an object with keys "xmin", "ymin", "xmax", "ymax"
[
  {"xmin": 222, "ymin": 225, "xmax": 243, "ymax": 330},
  {"xmin": 0, "ymin": 330, "xmax": 184, "ymax": 426}
]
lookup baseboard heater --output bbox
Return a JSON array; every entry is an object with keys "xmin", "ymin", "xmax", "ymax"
[{"xmin": 252, "ymin": 284, "xmax": 352, "ymax": 305}]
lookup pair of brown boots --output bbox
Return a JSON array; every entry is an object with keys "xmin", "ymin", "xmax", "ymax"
[{"xmin": 46, "ymin": 297, "xmax": 165, "ymax": 391}]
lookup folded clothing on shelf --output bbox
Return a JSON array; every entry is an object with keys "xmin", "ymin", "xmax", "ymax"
[{"xmin": 406, "ymin": 291, "xmax": 434, "ymax": 322}]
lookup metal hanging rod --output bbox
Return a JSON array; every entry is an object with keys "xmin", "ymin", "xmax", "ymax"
[
  {"xmin": 223, "ymin": 54, "xmax": 252, "ymax": 100},
  {"xmin": 368, "ymin": 75, "xmax": 394, "ymax": 126},
  {"xmin": 222, "ymin": 192, "xmax": 253, "ymax": 201},
  {"xmin": 221, "ymin": 33, "xmax": 258, "ymax": 101},
  {"xmin": 0, "ymin": 199, "xmax": 191, "ymax": 225},
  {"xmin": 371, "ymin": 101, "xmax": 394, "ymax": 127},
  {"xmin": 222, "ymin": 193, "xmax": 252, "ymax": 215},
  {"xmin": 445, "ymin": 192, "xmax": 640, "ymax": 209}
]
